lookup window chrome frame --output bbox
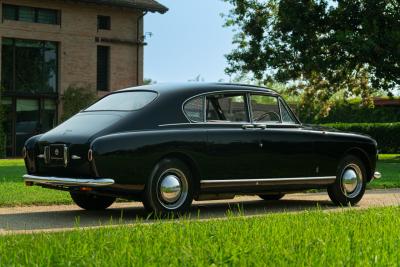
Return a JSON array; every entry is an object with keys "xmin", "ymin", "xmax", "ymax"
[{"xmin": 182, "ymin": 89, "xmax": 302, "ymax": 126}]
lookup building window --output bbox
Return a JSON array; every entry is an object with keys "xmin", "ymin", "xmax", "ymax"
[
  {"xmin": 1, "ymin": 38, "xmax": 58, "ymax": 95},
  {"xmin": 97, "ymin": 46, "xmax": 110, "ymax": 91},
  {"xmin": 1, "ymin": 97, "xmax": 57, "ymax": 157},
  {"xmin": 97, "ymin": 15, "xmax": 111, "ymax": 30},
  {"xmin": 2, "ymin": 4, "xmax": 60, "ymax": 25}
]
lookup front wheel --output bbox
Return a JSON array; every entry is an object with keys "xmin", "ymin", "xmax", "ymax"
[
  {"xmin": 328, "ymin": 155, "xmax": 367, "ymax": 206},
  {"xmin": 142, "ymin": 158, "xmax": 194, "ymax": 215},
  {"xmin": 70, "ymin": 192, "xmax": 116, "ymax": 210}
]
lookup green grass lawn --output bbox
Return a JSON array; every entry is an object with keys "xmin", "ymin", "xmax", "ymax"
[
  {"xmin": 0, "ymin": 207, "xmax": 399, "ymax": 266},
  {"xmin": 0, "ymin": 155, "xmax": 399, "ymax": 207},
  {"xmin": 371, "ymin": 154, "xmax": 400, "ymax": 189},
  {"xmin": 0, "ymin": 160, "xmax": 71, "ymax": 207}
]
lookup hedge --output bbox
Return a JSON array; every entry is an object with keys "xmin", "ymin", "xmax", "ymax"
[
  {"xmin": 297, "ymin": 99, "xmax": 400, "ymax": 124},
  {"xmin": 322, "ymin": 123, "xmax": 400, "ymax": 154}
]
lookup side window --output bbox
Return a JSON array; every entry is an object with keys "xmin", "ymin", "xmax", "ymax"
[
  {"xmin": 206, "ymin": 93, "xmax": 248, "ymax": 122},
  {"xmin": 280, "ymin": 99, "xmax": 297, "ymax": 124},
  {"xmin": 184, "ymin": 97, "xmax": 204, "ymax": 122},
  {"xmin": 251, "ymin": 94, "xmax": 281, "ymax": 123}
]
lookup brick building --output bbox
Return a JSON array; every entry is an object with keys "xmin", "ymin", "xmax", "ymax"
[{"xmin": 0, "ymin": 0, "xmax": 167, "ymax": 157}]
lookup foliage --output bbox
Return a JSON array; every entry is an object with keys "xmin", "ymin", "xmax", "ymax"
[
  {"xmin": 223, "ymin": 0, "xmax": 400, "ymax": 118},
  {"xmin": 299, "ymin": 99, "xmax": 400, "ymax": 123},
  {"xmin": 1, "ymin": 207, "xmax": 400, "ymax": 265},
  {"xmin": 323, "ymin": 122, "xmax": 400, "ymax": 153},
  {"xmin": 61, "ymin": 85, "xmax": 97, "ymax": 122},
  {"xmin": 143, "ymin": 78, "xmax": 157, "ymax": 85}
]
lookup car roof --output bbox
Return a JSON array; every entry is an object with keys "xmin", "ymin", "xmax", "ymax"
[{"xmin": 117, "ymin": 83, "xmax": 279, "ymax": 98}]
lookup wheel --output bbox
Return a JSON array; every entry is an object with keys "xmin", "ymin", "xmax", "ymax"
[
  {"xmin": 70, "ymin": 192, "xmax": 116, "ymax": 210},
  {"xmin": 143, "ymin": 158, "xmax": 194, "ymax": 215},
  {"xmin": 328, "ymin": 155, "xmax": 367, "ymax": 206},
  {"xmin": 259, "ymin": 193, "xmax": 285, "ymax": 201}
]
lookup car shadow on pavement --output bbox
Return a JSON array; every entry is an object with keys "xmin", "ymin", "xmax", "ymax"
[{"xmin": 0, "ymin": 198, "xmax": 335, "ymax": 233}]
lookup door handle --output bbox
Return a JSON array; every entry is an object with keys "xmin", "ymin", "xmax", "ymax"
[
  {"xmin": 242, "ymin": 124, "xmax": 255, "ymax": 129},
  {"xmin": 253, "ymin": 124, "xmax": 267, "ymax": 129}
]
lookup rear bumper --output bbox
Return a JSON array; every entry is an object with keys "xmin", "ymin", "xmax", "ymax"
[{"xmin": 23, "ymin": 174, "xmax": 115, "ymax": 187}]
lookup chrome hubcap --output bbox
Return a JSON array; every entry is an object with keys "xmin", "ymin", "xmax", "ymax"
[
  {"xmin": 341, "ymin": 164, "xmax": 363, "ymax": 198},
  {"xmin": 157, "ymin": 168, "xmax": 188, "ymax": 210},
  {"xmin": 160, "ymin": 175, "xmax": 182, "ymax": 203}
]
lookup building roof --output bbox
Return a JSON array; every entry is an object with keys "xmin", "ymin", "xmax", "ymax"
[{"xmin": 75, "ymin": 0, "xmax": 168, "ymax": 13}]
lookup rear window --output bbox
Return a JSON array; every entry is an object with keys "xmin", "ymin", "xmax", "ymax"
[{"xmin": 85, "ymin": 91, "xmax": 157, "ymax": 111}]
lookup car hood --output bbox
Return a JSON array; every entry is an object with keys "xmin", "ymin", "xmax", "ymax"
[{"xmin": 39, "ymin": 112, "xmax": 126, "ymax": 145}]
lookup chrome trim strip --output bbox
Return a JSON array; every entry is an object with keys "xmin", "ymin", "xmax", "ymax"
[
  {"xmin": 158, "ymin": 122, "xmax": 301, "ymax": 128},
  {"xmin": 200, "ymin": 176, "xmax": 336, "ymax": 184},
  {"xmin": 23, "ymin": 174, "xmax": 114, "ymax": 187}
]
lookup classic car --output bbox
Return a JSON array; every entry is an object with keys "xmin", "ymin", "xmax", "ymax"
[{"xmin": 23, "ymin": 83, "xmax": 381, "ymax": 214}]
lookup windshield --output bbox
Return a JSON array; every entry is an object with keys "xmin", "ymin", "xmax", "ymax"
[{"xmin": 85, "ymin": 91, "xmax": 158, "ymax": 111}]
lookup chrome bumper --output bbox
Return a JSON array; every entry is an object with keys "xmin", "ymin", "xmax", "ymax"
[
  {"xmin": 23, "ymin": 174, "xmax": 115, "ymax": 187},
  {"xmin": 373, "ymin": 172, "xmax": 382, "ymax": 179}
]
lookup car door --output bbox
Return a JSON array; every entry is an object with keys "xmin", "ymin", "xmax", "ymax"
[
  {"xmin": 202, "ymin": 92, "xmax": 262, "ymax": 181},
  {"xmin": 250, "ymin": 94, "xmax": 317, "ymax": 178}
]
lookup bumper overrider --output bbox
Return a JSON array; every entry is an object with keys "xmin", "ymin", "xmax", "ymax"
[
  {"xmin": 23, "ymin": 174, "xmax": 115, "ymax": 187},
  {"xmin": 373, "ymin": 172, "xmax": 382, "ymax": 180}
]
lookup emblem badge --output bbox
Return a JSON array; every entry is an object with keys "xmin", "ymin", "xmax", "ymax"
[{"xmin": 54, "ymin": 148, "xmax": 60, "ymax": 156}]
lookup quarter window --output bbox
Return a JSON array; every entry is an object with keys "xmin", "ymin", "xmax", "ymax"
[
  {"xmin": 184, "ymin": 97, "xmax": 204, "ymax": 122},
  {"xmin": 250, "ymin": 94, "xmax": 281, "ymax": 123},
  {"xmin": 280, "ymin": 99, "xmax": 297, "ymax": 124},
  {"xmin": 206, "ymin": 94, "xmax": 248, "ymax": 122}
]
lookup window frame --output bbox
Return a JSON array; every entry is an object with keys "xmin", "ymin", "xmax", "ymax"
[
  {"xmin": 2, "ymin": 4, "xmax": 61, "ymax": 25},
  {"xmin": 182, "ymin": 90, "xmax": 301, "ymax": 126},
  {"xmin": 183, "ymin": 91, "xmax": 251, "ymax": 124},
  {"xmin": 248, "ymin": 93, "xmax": 283, "ymax": 124},
  {"xmin": 1, "ymin": 37, "xmax": 59, "ymax": 95}
]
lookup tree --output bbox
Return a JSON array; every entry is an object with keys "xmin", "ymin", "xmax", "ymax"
[
  {"xmin": 61, "ymin": 85, "xmax": 97, "ymax": 122},
  {"xmin": 223, "ymin": 0, "xmax": 400, "ymax": 119},
  {"xmin": 143, "ymin": 78, "xmax": 157, "ymax": 85}
]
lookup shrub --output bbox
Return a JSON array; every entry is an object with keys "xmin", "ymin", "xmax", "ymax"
[
  {"xmin": 299, "ymin": 99, "xmax": 400, "ymax": 124},
  {"xmin": 322, "ymin": 122, "xmax": 400, "ymax": 153},
  {"xmin": 61, "ymin": 85, "xmax": 97, "ymax": 122}
]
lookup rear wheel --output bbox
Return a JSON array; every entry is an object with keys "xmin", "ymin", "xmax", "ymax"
[
  {"xmin": 70, "ymin": 192, "xmax": 116, "ymax": 210},
  {"xmin": 259, "ymin": 193, "xmax": 285, "ymax": 201},
  {"xmin": 143, "ymin": 158, "xmax": 194, "ymax": 216},
  {"xmin": 328, "ymin": 155, "xmax": 367, "ymax": 206}
]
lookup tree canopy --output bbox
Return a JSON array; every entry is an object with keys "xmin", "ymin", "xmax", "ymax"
[{"xmin": 223, "ymin": 0, "xmax": 400, "ymax": 118}]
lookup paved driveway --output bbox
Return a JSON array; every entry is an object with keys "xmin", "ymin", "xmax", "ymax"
[{"xmin": 0, "ymin": 189, "xmax": 399, "ymax": 235}]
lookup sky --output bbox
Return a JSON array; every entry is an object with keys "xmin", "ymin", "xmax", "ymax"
[{"xmin": 144, "ymin": 0, "xmax": 235, "ymax": 83}]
